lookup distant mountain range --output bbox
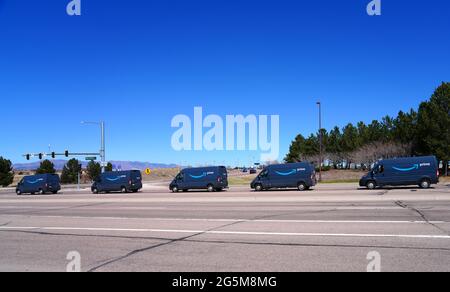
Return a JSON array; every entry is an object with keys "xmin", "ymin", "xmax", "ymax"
[{"xmin": 13, "ymin": 160, "xmax": 178, "ymax": 171}]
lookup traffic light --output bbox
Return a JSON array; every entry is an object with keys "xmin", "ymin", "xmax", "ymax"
[
  {"xmin": 52, "ymin": 152, "xmax": 56, "ymax": 159},
  {"xmin": 38, "ymin": 153, "xmax": 43, "ymax": 160},
  {"xmin": 26, "ymin": 154, "xmax": 30, "ymax": 160},
  {"xmin": 65, "ymin": 150, "xmax": 69, "ymax": 157}
]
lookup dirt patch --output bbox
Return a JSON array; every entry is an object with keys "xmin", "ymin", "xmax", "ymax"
[
  {"xmin": 142, "ymin": 168, "xmax": 181, "ymax": 182},
  {"xmin": 228, "ymin": 169, "xmax": 366, "ymax": 185},
  {"xmin": 320, "ymin": 169, "xmax": 365, "ymax": 181}
]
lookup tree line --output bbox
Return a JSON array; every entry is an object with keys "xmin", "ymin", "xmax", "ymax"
[
  {"xmin": 285, "ymin": 82, "xmax": 449, "ymax": 176},
  {"xmin": 0, "ymin": 158, "xmax": 113, "ymax": 187},
  {"xmin": 38, "ymin": 159, "xmax": 114, "ymax": 184}
]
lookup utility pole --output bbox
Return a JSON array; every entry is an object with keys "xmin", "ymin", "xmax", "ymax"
[{"xmin": 317, "ymin": 101, "xmax": 323, "ymax": 182}]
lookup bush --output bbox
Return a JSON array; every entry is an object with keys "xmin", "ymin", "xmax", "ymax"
[{"xmin": 316, "ymin": 166, "xmax": 332, "ymax": 172}]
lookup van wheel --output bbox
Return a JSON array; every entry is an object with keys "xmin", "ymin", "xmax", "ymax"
[
  {"xmin": 39, "ymin": 189, "xmax": 45, "ymax": 195},
  {"xmin": 172, "ymin": 186, "xmax": 179, "ymax": 193},
  {"xmin": 16, "ymin": 190, "xmax": 22, "ymax": 196},
  {"xmin": 297, "ymin": 182, "xmax": 307, "ymax": 191},
  {"xmin": 366, "ymin": 181, "xmax": 377, "ymax": 190},
  {"xmin": 52, "ymin": 191, "xmax": 58, "ymax": 195},
  {"xmin": 207, "ymin": 185, "xmax": 214, "ymax": 192},
  {"xmin": 92, "ymin": 188, "xmax": 99, "ymax": 194},
  {"xmin": 121, "ymin": 187, "xmax": 128, "ymax": 193},
  {"xmin": 420, "ymin": 179, "xmax": 431, "ymax": 189},
  {"xmin": 255, "ymin": 184, "xmax": 263, "ymax": 192}
]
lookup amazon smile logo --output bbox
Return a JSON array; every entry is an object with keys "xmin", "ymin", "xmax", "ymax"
[
  {"xmin": 26, "ymin": 178, "xmax": 44, "ymax": 184},
  {"xmin": 189, "ymin": 171, "xmax": 215, "ymax": 179},
  {"xmin": 392, "ymin": 165, "xmax": 419, "ymax": 172},
  {"xmin": 275, "ymin": 169, "xmax": 297, "ymax": 176},
  {"xmin": 105, "ymin": 175, "xmax": 127, "ymax": 182},
  {"xmin": 275, "ymin": 168, "xmax": 306, "ymax": 176}
]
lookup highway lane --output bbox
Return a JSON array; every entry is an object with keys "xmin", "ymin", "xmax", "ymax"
[{"xmin": 0, "ymin": 183, "xmax": 449, "ymax": 272}]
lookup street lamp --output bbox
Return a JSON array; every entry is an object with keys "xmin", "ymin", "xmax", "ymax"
[
  {"xmin": 316, "ymin": 101, "xmax": 323, "ymax": 183},
  {"xmin": 81, "ymin": 121, "xmax": 106, "ymax": 173}
]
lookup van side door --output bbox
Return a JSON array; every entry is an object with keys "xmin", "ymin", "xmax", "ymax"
[
  {"xmin": 102, "ymin": 175, "xmax": 113, "ymax": 192},
  {"xmin": 373, "ymin": 165, "xmax": 387, "ymax": 185},
  {"xmin": 259, "ymin": 169, "xmax": 271, "ymax": 189},
  {"xmin": 176, "ymin": 172, "xmax": 186, "ymax": 189},
  {"xmin": 21, "ymin": 178, "xmax": 30, "ymax": 193}
]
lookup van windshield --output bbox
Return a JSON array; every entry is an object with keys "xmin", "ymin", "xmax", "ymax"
[{"xmin": 259, "ymin": 169, "xmax": 269, "ymax": 178}]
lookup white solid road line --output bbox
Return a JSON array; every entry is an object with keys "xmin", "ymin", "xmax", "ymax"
[
  {"xmin": 0, "ymin": 226, "xmax": 449, "ymax": 240},
  {"xmin": 0, "ymin": 214, "xmax": 446, "ymax": 224}
]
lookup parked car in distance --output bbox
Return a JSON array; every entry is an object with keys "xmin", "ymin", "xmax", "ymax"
[
  {"xmin": 251, "ymin": 162, "xmax": 316, "ymax": 191},
  {"xmin": 91, "ymin": 170, "xmax": 142, "ymax": 194},
  {"xmin": 250, "ymin": 168, "xmax": 257, "ymax": 174},
  {"xmin": 16, "ymin": 174, "xmax": 61, "ymax": 195},
  {"xmin": 360, "ymin": 156, "xmax": 439, "ymax": 189},
  {"xmin": 170, "ymin": 166, "xmax": 228, "ymax": 192}
]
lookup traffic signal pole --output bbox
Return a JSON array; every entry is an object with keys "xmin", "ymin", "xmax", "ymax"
[
  {"xmin": 317, "ymin": 101, "xmax": 323, "ymax": 183},
  {"xmin": 82, "ymin": 121, "xmax": 106, "ymax": 173},
  {"xmin": 101, "ymin": 121, "xmax": 106, "ymax": 173},
  {"xmin": 23, "ymin": 152, "xmax": 101, "ymax": 160}
]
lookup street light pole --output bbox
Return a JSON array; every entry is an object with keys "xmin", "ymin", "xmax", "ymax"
[
  {"xmin": 82, "ymin": 121, "xmax": 106, "ymax": 173},
  {"xmin": 317, "ymin": 101, "xmax": 323, "ymax": 183}
]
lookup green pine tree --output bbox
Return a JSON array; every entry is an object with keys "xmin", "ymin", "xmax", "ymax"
[
  {"xmin": 86, "ymin": 161, "xmax": 101, "ymax": 181},
  {"xmin": 417, "ymin": 82, "xmax": 450, "ymax": 176},
  {"xmin": 35, "ymin": 160, "xmax": 56, "ymax": 174},
  {"xmin": 0, "ymin": 157, "xmax": 14, "ymax": 187},
  {"xmin": 60, "ymin": 159, "xmax": 81, "ymax": 184}
]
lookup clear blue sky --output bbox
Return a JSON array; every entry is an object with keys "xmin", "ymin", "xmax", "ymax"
[{"xmin": 1, "ymin": 0, "xmax": 449, "ymax": 166}]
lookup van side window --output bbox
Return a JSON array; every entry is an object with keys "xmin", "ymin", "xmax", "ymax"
[{"xmin": 379, "ymin": 165, "xmax": 384, "ymax": 173}]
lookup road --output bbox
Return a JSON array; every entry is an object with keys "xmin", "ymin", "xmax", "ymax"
[{"xmin": 0, "ymin": 183, "xmax": 449, "ymax": 272}]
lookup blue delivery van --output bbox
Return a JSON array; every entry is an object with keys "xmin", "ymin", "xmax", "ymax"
[
  {"xmin": 170, "ymin": 166, "xmax": 228, "ymax": 192},
  {"xmin": 251, "ymin": 162, "xmax": 317, "ymax": 191},
  {"xmin": 16, "ymin": 174, "xmax": 61, "ymax": 195},
  {"xmin": 91, "ymin": 170, "xmax": 142, "ymax": 194},
  {"xmin": 359, "ymin": 156, "xmax": 439, "ymax": 189}
]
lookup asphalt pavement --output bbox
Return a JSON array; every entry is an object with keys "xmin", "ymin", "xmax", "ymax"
[{"xmin": 0, "ymin": 183, "xmax": 449, "ymax": 272}]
